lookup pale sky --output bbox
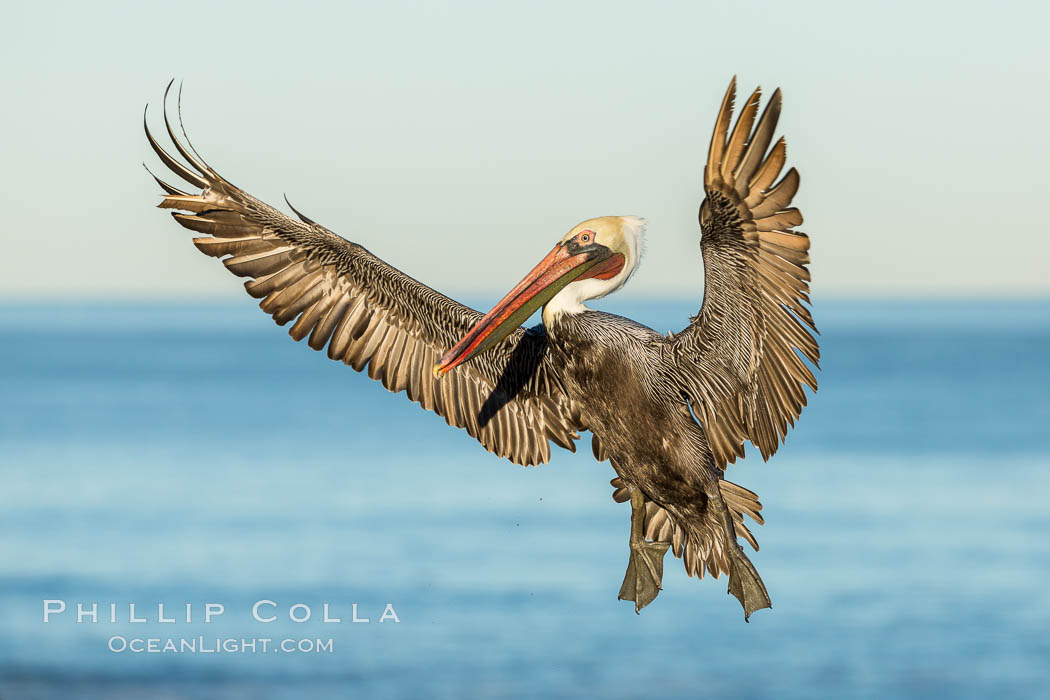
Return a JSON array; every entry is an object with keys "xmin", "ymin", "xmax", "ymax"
[{"xmin": 3, "ymin": 0, "xmax": 1048, "ymax": 302}]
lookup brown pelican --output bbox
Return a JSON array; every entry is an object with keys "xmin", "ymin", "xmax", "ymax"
[{"xmin": 144, "ymin": 77, "xmax": 817, "ymax": 619}]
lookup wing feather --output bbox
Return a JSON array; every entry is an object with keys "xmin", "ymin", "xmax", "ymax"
[
  {"xmin": 672, "ymin": 79, "xmax": 819, "ymax": 469},
  {"xmin": 734, "ymin": 88, "xmax": 782, "ymax": 195},
  {"xmin": 144, "ymin": 88, "xmax": 582, "ymax": 466},
  {"xmin": 721, "ymin": 86, "xmax": 761, "ymax": 183}
]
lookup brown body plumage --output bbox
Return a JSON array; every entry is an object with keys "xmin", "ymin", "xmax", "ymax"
[{"xmin": 144, "ymin": 78, "xmax": 818, "ymax": 619}]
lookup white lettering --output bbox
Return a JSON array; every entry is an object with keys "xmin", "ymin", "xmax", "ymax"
[
  {"xmin": 253, "ymin": 600, "xmax": 277, "ymax": 623},
  {"xmin": 322, "ymin": 603, "xmax": 340, "ymax": 623},
  {"xmin": 157, "ymin": 604, "xmax": 175, "ymax": 623},
  {"xmin": 379, "ymin": 604, "xmax": 400, "ymax": 623},
  {"xmin": 128, "ymin": 604, "xmax": 146, "ymax": 623},
  {"xmin": 204, "ymin": 603, "xmax": 224, "ymax": 623},
  {"xmin": 43, "ymin": 600, "xmax": 66, "ymax": 622},
  {"xmin": 76, "ymin": 603, "xmax": 98, "ymax": 623},
  {"xmin": 288, "ymin": 604, "xmax": 311, "ymax": 623}
]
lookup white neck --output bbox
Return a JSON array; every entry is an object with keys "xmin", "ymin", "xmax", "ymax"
[
  {"xmin": 542, "ymin": 215, "xmax": 646, "ymax": 327},
  {"xmin": 542, "ymin": 278, "xmax": 607, "ymax": 326}
]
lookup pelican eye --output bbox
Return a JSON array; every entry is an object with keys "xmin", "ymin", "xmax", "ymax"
[{"xmin": 580, "ymin": 232, "xmax": 591, "ymax": 243}]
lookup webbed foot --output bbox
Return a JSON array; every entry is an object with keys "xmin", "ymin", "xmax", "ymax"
[
  {"xmin": 727, "ymin": 546, "xmax": 772, "ymax": 622},
  {"xmin": 616, "ymin": 488, "xmax": 670, "ymax": 613},
  {"xmin": 618, "ymin": 537, "xmax": 670, "ymax": 613}
]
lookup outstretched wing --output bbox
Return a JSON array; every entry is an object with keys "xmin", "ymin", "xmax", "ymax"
[
  {"xmin": 144, "ymin": 84, "xmax": 583, "ymax": 466},
  {"xmin": 670, "ymin": 78, "xmax": 819, "ymax": 469}
]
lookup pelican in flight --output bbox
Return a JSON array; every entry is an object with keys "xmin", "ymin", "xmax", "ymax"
[{"xmin": 144, "ymin": 78, "xmax": 818, "ymax": 619}]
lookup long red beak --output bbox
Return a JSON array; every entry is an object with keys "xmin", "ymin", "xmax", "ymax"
[{"xmin": 434, "ymin": 243, "xmax": 621, "ymax": 376}]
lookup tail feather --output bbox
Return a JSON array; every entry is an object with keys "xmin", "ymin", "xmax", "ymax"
[
  {"xmin": 719, "ymin": 478, "xmax": 764, "ymax": 551},
  {"xmin": 610, "ymin": 476, "xmax": 767, "ymax": 576}
]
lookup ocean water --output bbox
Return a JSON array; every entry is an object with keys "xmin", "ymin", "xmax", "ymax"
[{"xmin": 1, "ymin": 299, "xmax": 1047, "ymax": 699}]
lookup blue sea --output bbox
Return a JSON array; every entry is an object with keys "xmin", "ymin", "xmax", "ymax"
[{"xmin": 1, "ymin": 299, "xmax": 1048, "ymax": 699}]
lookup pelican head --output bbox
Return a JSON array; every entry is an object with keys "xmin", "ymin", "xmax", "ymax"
[{"xmin": 435, "ymin": 215, "xmax": 645, "ymax": 375}]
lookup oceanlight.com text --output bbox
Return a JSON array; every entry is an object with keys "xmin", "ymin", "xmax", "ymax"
[{"xmin": 107, "ymin": 636, "xmax": 334, "ymax": 654}]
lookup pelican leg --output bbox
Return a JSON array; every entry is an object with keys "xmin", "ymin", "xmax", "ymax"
[{"xmin": 617, "ymin": 489, "xmax": 670, "ymax": 613}]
